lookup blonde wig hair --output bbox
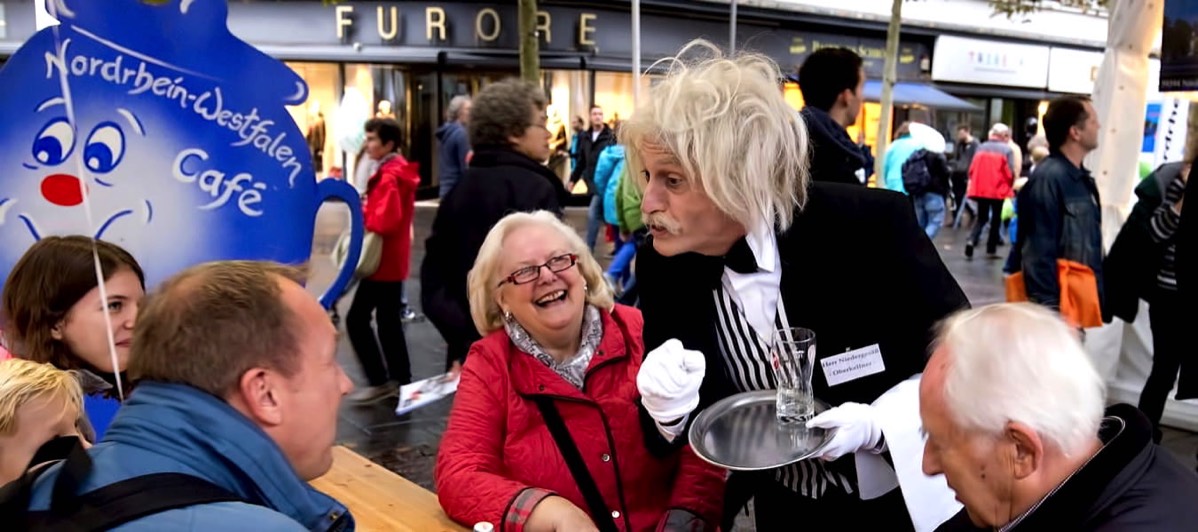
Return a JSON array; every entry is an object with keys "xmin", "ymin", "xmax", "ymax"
[
  {"xmin": 622, "ymin": 39, "xmax": 809, "ymax": 232},
  {"xmin": 467, "ymin": 211, "xmax": 614, "ymax": 336},
  {"xmin": 0, "ymin": 358, "xmax": 83, "ymax": 436}
]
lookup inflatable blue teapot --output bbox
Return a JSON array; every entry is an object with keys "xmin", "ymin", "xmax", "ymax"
[{"xmin": 0, "ymin": 0, "xmax": 362, "ymax": 307}]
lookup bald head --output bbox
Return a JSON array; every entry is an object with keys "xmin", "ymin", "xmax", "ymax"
[{"xmin": 128, "ymin": 261, "xmax": 310, "ymax": 397}]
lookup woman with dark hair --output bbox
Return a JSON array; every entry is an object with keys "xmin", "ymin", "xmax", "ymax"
[
  {"xmin": 2, "ymin": 236, "xmax": 145, "ymax": 440},
  {"xmin": 421, "ymin": 78, "xmax": 569, "ymax": 374}
]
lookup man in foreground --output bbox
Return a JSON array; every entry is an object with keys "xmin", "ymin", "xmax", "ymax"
[
  {"xmin": 922, "ymin": 303, "xmax": 1198, "ymax": 531},
  {"xmin": 26, "ymin": 261, "xmax": 354, "ymax": 530}
]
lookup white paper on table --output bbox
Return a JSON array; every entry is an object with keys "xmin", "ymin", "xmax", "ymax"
[
  {"xmin": 854, "ymin": 375, "xmax": 962, "ymax": 532},
  {"xmin": 394, "ymin": 372, "xmax": 460, "ymax": 416}
]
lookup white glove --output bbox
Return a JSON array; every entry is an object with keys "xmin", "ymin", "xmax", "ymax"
[
  {"xmin": 637, "ymin": 339, "xmax": 706, "ymax": 425},
  {"xmin": 806, "ymin": 402, "xmax": 884, "ymax": 461}
]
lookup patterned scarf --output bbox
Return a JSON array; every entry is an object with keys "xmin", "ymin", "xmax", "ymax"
[{"xmin": 504, "ymin": 304, "xmax": 604, "ymax": 389}]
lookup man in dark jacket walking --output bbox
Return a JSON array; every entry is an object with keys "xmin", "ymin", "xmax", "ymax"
[
  {"xmin": 950, "ymin": 125, "xmax": 979, "ymax": 220},
  {"xmin": 421, "ymin": 79, "xmax": 566, "ymax": 373},
  {"xmin": 1014, "ymin": 96, "xmax": 1104, "ymax": 314},
  {"xmin": 435, "ymin": 95, "xmax": 471, "ymax": 199},
  {"xmin": 570, "ymin": 106, "xmax": 615, "ymax": 251},
  {"xmin": 924, "ymin": 303, "xmax": 1198, "ymax": 532},
  {"xmin": 797, "ymin": 47, "xmax": 867, "ymax": 186}
]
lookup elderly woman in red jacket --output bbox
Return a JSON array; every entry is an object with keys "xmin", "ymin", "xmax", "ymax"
[{"xmin": 436, "ymin": 210, "xmax": 725, "ymax": 531}]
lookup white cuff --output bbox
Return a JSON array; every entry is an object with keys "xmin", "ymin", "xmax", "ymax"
[{"xmin": 654, "ymin": 414, "xmax": 689, "ymax": 442}]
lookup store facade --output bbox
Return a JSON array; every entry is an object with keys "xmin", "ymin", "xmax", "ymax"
[
  {"xmin": 930, "ymin": 34, "xmax": 1106, "ymax": 158},
  {"xmin": 2, "ymin": 1, "xmax": 1106, "ymax": 196},
  {"xmin": 1, "ymin": 0, "xmax": 941, "ymax": 198}
]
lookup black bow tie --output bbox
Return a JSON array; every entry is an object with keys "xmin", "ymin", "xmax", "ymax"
[{"xmin": 723, "ymin": 237, "xmax": 759, "ymax": 274}]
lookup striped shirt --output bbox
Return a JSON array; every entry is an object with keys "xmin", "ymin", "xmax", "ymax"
[
  {"xmin": 712, "ymin": 286, "xmax": 853, "ymax": 498},
  {"xmin": 1150, "ymin": 175, "xmax": 1185, "ymax": 291}
]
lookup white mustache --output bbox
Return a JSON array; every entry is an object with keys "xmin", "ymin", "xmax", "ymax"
[{"xmin": 643, "ymin": 213, "xmax": 681, "ymax": 235}]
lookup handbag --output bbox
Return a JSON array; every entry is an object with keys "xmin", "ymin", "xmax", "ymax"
[
  {"xmin": 332, "ymin": 229, "xmax": 382, "ymax": 279},
  {"xmin": 1005, "ymin": 259, "xmax": 1102, "ymax": 328},
  {"xmin": 532, "ymin": 396, "xmax": 621, "ymax": 532}
]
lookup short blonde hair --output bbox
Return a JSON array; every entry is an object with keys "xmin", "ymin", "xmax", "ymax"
[
  {"xmin": 622, "ymin": 40, "xmax": 809, "ymax": 232},
  {"xmin": 467, "ymin": 211, "xmax": 614, "ymax": 335},
  {"xmin": 0, "ymin": 358, "xmax": 83, "ymax": 436}
]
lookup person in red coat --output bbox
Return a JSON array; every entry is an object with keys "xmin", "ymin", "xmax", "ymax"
[
  {"xmin": 346, "ymin": 118, "xmax": 421, "ymax": 403},
  {"xmin": 436, "ymin": 211, "xmax": 725, "ymax": 531},
  {"xmin": 964, "ymin": 124, "xmax": 1017, "ymax": 259}
]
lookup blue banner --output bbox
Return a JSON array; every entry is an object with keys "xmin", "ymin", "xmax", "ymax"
[{"xmin": 0, "ymin": 0, "xmax": 362, "ymax": 307}]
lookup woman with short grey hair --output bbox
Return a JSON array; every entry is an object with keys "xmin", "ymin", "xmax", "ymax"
[{"xmin": 422, "ymin": 79, "xmax": 569, "ymax": 374}]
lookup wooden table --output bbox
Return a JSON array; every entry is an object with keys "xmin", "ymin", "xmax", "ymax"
[{"xmin": 311, "ymin": 446, "xmax": 468, "ymax": 532}]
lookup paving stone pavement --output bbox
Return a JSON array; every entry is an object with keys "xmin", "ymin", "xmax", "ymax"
[{"xmin": 305, "ymin": 202, "xmax": 1197, "ymax": 530}]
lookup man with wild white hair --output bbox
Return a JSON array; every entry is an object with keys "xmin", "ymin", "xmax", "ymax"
[
  {"xmin": 627, "ymin": 40, "xmax": 968, "ymax": 530},
  {"xmin": 922, "ymin": 303, "xmax": 1198, "ymax": 531}
]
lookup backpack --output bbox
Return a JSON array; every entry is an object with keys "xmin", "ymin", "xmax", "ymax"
[
  {"xmin": 0, "ymin": 436, "xmax": 259, "ymax": 531},
  {"xmin": 901, "ymin": 149, "xmax": 933, "ymax": 196}
]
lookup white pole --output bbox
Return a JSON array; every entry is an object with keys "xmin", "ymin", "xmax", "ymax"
[
  {"xmin": 632, "ymin": 0, "xmax": 641, "ymax": 107},
  {"xmin": 730, "ymin": 0, "xmax": 737, "ymax": 54},
  {"xmin": 34, "ymin": 0, "xmax": 59, "ymax": 30}
]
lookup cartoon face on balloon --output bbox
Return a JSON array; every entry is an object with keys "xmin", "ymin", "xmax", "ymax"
[
  {"xmin": 0, "ymin": 0, "xmax": 363, "ymax": 305},
  {"xmin": 9, "ymin": 97, "xmax": 152, "ymax": 243}
]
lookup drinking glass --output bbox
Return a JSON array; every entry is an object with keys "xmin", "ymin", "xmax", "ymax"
[{"xmin": 771, "ymin": 327, "xmax": 816, "ymax": 424}]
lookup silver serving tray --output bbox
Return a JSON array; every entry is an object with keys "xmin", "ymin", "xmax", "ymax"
[{"xmin": 688, "ymin": 390, "xmax": 836, "ymax": 471}]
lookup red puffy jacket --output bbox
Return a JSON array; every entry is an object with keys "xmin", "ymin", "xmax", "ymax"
[
  {"xmin": 436, "ymin": 304, "xmax": 725, "ymax": 531},
  {"xmin": 966, "ymin": 141, "xmax": 1015, "ymax": 200},
  {"xmin": 363, "ymin": 155, "xmax": 420, "ymax": 281}
]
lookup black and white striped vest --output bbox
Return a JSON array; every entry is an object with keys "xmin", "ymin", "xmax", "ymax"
[{"xmin": 711, "ymin": 284, "xmax": 853, "ymax": 498}]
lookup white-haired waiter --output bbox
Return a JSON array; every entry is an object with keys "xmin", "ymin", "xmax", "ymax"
[{"xmin": 628, "ymin": 41, "xmax": 969, "ymax": 530}]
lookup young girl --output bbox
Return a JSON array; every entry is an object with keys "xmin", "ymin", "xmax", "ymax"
[
  {"xmin": 0, "ymin": 358, "xmax": 87, "ymax": 484},
  {"xmin": 2, "ymin": 236, "xmax": 145, "ymax": 440}
]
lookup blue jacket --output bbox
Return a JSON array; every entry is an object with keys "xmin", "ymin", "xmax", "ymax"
[
  {"xmin": 593, "ymin": 145, "xmax": 625, "ymax": 225},
  {"xmin": 29, "ymin": 382, "xmax": 353, "ymax": 531},
  {"xmin": 1014, "ymin": 152, "xmax": 1105, "ymax": 310},
  {"xmin": 882, "ymin": 135, "xmax": 924, "ymax": 194},
  {"xmin": 436, "ymin": 121, "xmax": 470, "ymax": 197}
]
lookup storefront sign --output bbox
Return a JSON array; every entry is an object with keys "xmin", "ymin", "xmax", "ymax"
[
  {"xmin": 0, "ymin": 0, "xmax": 363, "ymax": 308},
  {"xmin": 1047, "ymin": 47, "xmax": 1103, "ymax": 95},
  {"xmin": 1160, "ymin": 0, "xmax": 1198, "ymax": 91},
  {"xmin": 785, "ymin": 34, "xmax": 927, "ymax": 80},
  {"xmin": 330, "ymin": 3, "xmax": 603, "ymax": 51},
  {"xmin": 931, "ymin": 35, "xmax": 1050, "ymax": 89}
]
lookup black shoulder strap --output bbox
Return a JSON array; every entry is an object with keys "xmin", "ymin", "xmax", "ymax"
[
  {"xmin": 532, "ymin": 396, "xmax": 620, "ymax": 532},
  {"xmin": 49, "ymin": 472, "xmax": 248, "ymax": 531},
  {"xmin": 0, "ymin": 435, "xmax": 82, "ymax": 523},
  {"xmin": 24, "ymin": 437, "xmax": 252, "ymax": 531}
]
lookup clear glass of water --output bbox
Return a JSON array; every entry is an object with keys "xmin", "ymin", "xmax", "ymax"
[{"xmin": 771, "ymin": 327, "xmax": 816, "ymax": 424}]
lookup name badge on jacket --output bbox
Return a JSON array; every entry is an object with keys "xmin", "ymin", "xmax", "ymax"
[{"xmin": 821, "ymin": 344, "xmax": 885, "ymax": 386}]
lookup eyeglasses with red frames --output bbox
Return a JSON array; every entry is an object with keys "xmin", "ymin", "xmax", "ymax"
[{"xmin": 497, "ymin": 253, "xmax": 579, "ymax": 287}]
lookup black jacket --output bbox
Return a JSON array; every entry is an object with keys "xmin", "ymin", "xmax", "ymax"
[
  {"xmin": 1176, "ymin": 175, "xmax": 1195, "ymax": 399},
  {"xmin": 569, "ymin": 125, "xmax": 615, "ymax": 194},
  {"xmin": 1103, "ymin": 163, "xmax": 1182, "ymax": 323},
  {"xmin": 801, "ymin": 107, "xmax": 866, "ymax": 186},
  {"xmin": 936, "ymin": 404, "xmax": 1198, "ymax": 531},
  {"xmin": 637, "ymin": 183, "xmax": 969, "ymax": 522},
  {"xmin": 420, "ymin": 146, "xmax": 568, "ymax": 361},
  {"xmin": 951, "ymin": 139, "xmax": 979, "ymax": 176}
]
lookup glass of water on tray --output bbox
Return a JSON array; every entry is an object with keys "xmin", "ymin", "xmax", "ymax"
[{"xmin": 771, "ymin": 327, "xmax": 816, "ymax": 424}]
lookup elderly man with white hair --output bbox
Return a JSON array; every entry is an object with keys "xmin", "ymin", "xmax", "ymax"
[
  {"xmin": 922, "ymin": 303, "xmax": 1198, "ymax": 531},
  {"xmin": 627, "ymin": 40, "xmax": 969, "ymax": 530}
]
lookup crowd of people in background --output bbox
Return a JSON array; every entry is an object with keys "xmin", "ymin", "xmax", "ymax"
[{"xmin": 0, "ymin": 36, "xmax": 1194, "ymax": 532}]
